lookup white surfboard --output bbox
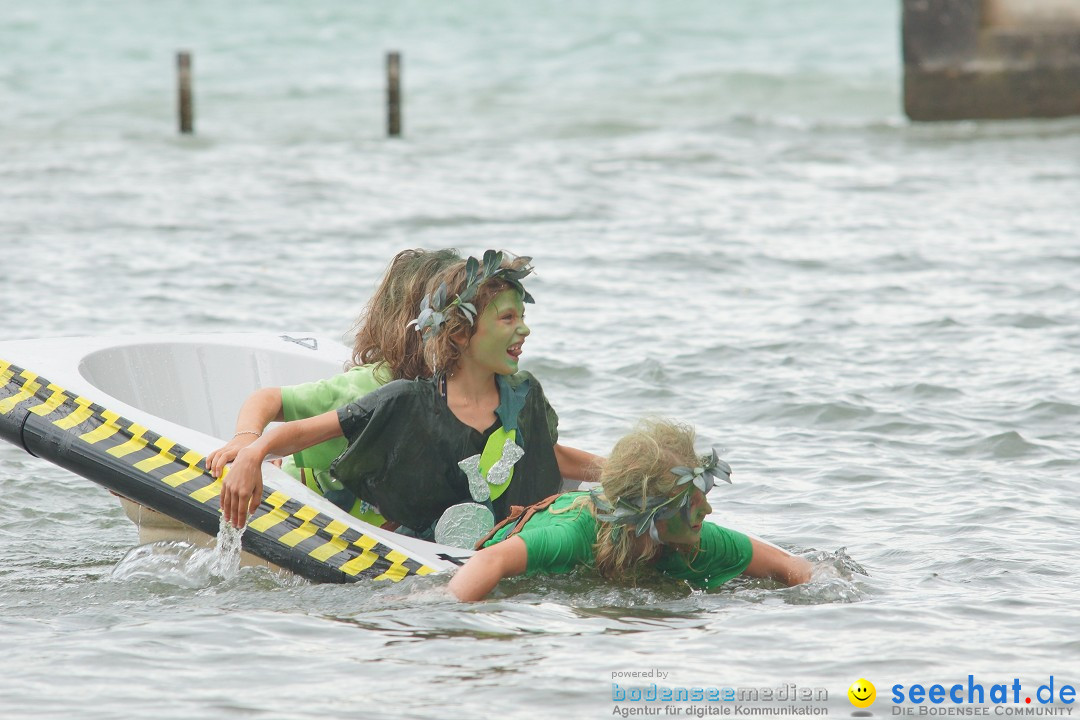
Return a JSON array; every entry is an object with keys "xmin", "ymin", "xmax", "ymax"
[{"xmin": 0, "ymin": 333, "xmax": 471, "ymax": 582}]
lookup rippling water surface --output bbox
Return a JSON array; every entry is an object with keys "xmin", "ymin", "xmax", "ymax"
[{"xmin": 2, "ymin": 2, "xmax": 1079, "ymax": 718}]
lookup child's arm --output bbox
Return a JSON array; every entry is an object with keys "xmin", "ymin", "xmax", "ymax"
[
  {"xmin": 448, "ymin": 536, "xmax": 529, "ymax": 601},
  {"xmin": 219, "ymin": 410, "xmax": 343, "ymax": 528},
  {"xmin": 554, "ymin": 444, "xmax": 605, "ymax": 482},
  {"xmin": 741, "ymin": 538, "xmax": 813, "ymax": 586},
  {"xmin": 207, "ymin": 387, "xmax": 285, "ymax": 478}
]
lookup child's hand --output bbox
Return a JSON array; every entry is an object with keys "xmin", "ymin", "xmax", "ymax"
[
  {"xmin": 220, "ymin": 447, "xmax": 265, "ymax": 528},
  {"xmin": 207, "ymin": 434, "xmax": 260, "ymax": 478}
]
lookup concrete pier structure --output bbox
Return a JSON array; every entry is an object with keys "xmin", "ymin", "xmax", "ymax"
[{"xmin": 903, "ymin": 0, "xmax": 1080, "ymax": 121}]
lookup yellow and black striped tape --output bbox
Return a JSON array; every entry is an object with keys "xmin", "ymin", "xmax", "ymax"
[{"xmin": 0, "ymin": 359, "xmax": 437, "ymax": 583}]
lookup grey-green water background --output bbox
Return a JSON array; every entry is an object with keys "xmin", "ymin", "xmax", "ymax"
[{"xmin": 2, "ymin": 2, "xmax": 1079, "ymax": 718}]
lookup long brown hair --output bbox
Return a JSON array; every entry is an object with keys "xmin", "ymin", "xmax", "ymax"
[
  {"xmin": 420, "ymin": 252, "xmax": 532, "ymax": 375},
  {"xmin": 349, "ymin": 248, "xmax": 461, "ymax": 379}
]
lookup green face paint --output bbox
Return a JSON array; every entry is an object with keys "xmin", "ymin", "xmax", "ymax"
[
  {"xmin": 462, "ymin": 289, "xmax": 529, "ymax": 376},
  {"xmin": 656, "ymin": 488, "xmax": 712, "ymax": 546}
]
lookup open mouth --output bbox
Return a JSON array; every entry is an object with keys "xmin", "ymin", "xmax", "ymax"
[{"xmin": 507, "ymin": 342, "xmax": 523, "ymax": 360}]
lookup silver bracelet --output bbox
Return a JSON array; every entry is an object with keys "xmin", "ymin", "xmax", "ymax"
[{"xmin": 233, "ymin": 430, "xmax": 262, "ymax": 438}]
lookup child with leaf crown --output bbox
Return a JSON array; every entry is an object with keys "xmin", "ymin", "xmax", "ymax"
[
  {"xmin": 207, "ymin": 248, "xmax": 461, "ymax": 524},
  {"xmin": 449, "ymin": 419, "xmax": 812, "ymax": 601},
  {"xmin": 218, "ymin": 250, "xmax": 602, "ymax": 543}
]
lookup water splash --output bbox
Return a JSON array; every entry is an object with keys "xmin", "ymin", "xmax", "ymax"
[
  {"xmin": 210, "ymin": 515, "xmax": 245, "ymax": 577},
  {"xmin": 804, "ymin": 546, "xmax": 868, "ymax": 580},
  {"xmin": 788, "ymin": 547, "xmax": 869, "ymax": 604},
  {"xmin": 722, "ymin": 547, "xmax": 871, "ymax": 606},
  {"xmin": 110, "ymin": 516, "xmax": 246, "ymax": 588}
]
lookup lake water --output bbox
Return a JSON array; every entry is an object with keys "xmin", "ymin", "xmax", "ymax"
[{"xmin": 2, "ymin": 2, "xmax": 1079, "ymax": 718}]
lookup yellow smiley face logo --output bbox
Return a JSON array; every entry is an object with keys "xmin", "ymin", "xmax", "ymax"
[{"xmin": 848, "ymin": 679, "xmax": 876, "ymax": 708}]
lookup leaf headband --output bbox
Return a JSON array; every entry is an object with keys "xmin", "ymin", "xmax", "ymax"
[
  {"xmin": 591, "ymin": 449, "xmax": 732, "ymax": 543},
  {"xmin": 409, "ymin": 250, "xmax": 535, "ymax": 342}
]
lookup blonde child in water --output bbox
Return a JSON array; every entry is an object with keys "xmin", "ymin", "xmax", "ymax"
[
  {"xmin": 449, "ymin": 419, "xmax": 812, "ymax": 600},
  {"xmin": 216, "ymin": 250, "xmax": 602, "ymax": 538}
]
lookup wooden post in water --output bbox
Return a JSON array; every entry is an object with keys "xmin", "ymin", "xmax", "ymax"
[
  {"xmin": 177, "ymin": 51, "xmax": 194, "ymax": 134},
  {"xmin": 387, "ymin": 51, "xmax": 402, "ymax": 137}
]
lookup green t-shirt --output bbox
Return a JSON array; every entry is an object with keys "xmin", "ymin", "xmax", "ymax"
[
  {"xmin": 485, "ymin": 492, "xmax": 755, "ymax": 589},
  {"xmin": 280, "ymin": 363, "xmax": 392, "ymax": 473},
  {"xmin": 278, "ymin": 364, "xmax": 392, "ymax": 524}
]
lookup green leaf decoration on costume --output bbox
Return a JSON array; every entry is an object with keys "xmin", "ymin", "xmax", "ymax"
[
  {"xmin": 502, "ymin": 260, "xmax": 532, "ymax": 282},
  {"xmin": 485, "ymin": 436, "xmax": 524, "ymax": 487},
  {"xmin": 464, "ymin": 256, "xmax": 481, "ymax": 293},
  {"xmin": 590, "ymin": 490, "xmax": 614, "ymax": 514},
  {"xmin": 410, "ymin": 250, "xmax": 536, "ymax": 342},
  {"xmin": 458, "ymin": 436, "xmax": 525, "ymax": 504},
  {"xmin": 636, "ymin": 512, "xmax": 654, "ymax": 539},
  {"xmin": 412, "ymin": 308, "xmax": 432, "ymax": 329},
  {"xmin": 482, "ymin": 249, "xmax": 503, "ymax": 277},
  {"xmin": 671, "ymin": 450, "xmax": 731, "ymax": 493},
  {"xmin": 648, "ymin": 522, "xmax": 661, "ymax": 543},
  {"xmin": 431, "ymin": 282, "xmax": 448, "ymax": 314},
  {"xmin": 494, "ymin": 375, "xmax": 531, "ymax": 434}
]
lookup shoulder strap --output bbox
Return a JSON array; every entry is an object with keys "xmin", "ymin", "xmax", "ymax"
[{"xmin": 473, "ymin": 492, "xmax": 564, "ymax": 550}]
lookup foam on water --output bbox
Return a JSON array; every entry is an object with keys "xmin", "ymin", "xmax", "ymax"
[{"xmin": 110, "ymin": 516, "xmax": 246, "ymax": 589}]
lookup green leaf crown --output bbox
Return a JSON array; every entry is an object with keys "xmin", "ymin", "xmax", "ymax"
[
  {"xmin": 590, "ymin": 449, "xmax": 731, "ymax": 543},
  {"xmin": 409, "ymin": 250, "xmax": 534, "ymax": 342}
]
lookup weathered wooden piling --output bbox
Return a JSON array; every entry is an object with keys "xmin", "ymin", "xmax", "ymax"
[
  {"xmin": 903, "ymin": 0, "xmax": 1080, "ymax": 121},
  {"xmin": 177, "ymin": 51, "xmax": 194, "ymax": 134},
  {"xmin": 387, "ymin": 51, "xmax": 402, "ymax": 137}
]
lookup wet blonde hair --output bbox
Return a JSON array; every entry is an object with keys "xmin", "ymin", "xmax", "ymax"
[
  {"xmin": 561, "ymin": 419, "xmax": 700, "ymax": 580},
  {"xmin": 420, "ymin": 252, "xmax": 532, "ymax": 375},
  {"xmin": 349, "ymin": 248, "xmax": 461, "ymax": 379}
]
